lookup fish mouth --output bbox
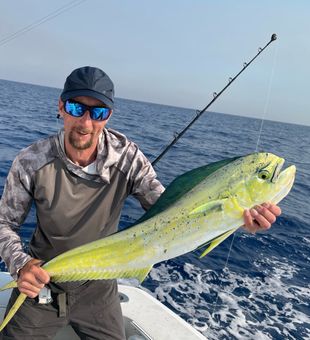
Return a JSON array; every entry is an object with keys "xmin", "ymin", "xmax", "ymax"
[
  {"xmin": 278, "ymin": 164, "xmax": 296, "ymax": 184},
  {"xmin": 270, "ymin": 163, "xmax": 296, "ymax": 204}
]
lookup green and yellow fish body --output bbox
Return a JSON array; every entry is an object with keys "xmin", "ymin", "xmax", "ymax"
[{"xmin": 0, "ymin": 152, "xmax": 296, "ymax": 331}]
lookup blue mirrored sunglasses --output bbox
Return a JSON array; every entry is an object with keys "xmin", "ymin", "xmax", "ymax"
[{"xmin": 64, "ymin": 100, "xmax": 111, "ymax": 121}]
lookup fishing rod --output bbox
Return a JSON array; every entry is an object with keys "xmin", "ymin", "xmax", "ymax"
[
  {"xmin": 0, "ymin": 0, "xmax": 86, "ymax": 48},
  {"xmin": 151, "ymin": 33, "xmax": 277, "ymax": 167}
]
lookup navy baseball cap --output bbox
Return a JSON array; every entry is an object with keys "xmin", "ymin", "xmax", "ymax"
[{"xmin": 60, "ymin": 66, "xmax": 115, "ymax": 109}]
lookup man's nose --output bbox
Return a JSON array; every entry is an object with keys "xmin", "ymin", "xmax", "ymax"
[{"xmin": 79, "ymin": 110, "xmax": 92, "ymax": 124}]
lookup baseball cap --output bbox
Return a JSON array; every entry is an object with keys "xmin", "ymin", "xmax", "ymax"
[{"xmin": 60, "ymin": 66, "xmax": 114, "ymax": 109}]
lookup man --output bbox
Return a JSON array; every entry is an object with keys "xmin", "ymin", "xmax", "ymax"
[{"xmin": 0, "ymin": 66, "xmax": 281, "ymax": 339}]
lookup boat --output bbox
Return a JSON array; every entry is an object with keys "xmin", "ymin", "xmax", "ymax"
[{"xmin": 0, "ymin": 272, "xmax": 206, "ymax": 339}]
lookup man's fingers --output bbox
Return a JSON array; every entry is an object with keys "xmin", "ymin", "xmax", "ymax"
[
  {"xmin": 250, "ymin": 208, "xmax": 272, "ymax": 229},
  {"xmin": 19, "ymin": 270, "xmax": 46, "ymax": 288},
  {"xmin": 30, "ymin": 265, "xmax": 50, "ymax": 285},
  {"xmin": 18, "ymin": 281, "xmax": 43, "ymax": 298},
  {"xmin": 243, "ymin": 203, "xmax": 281, "ymax": 234},
  {"xmin": 17, "ymin": 272, "xmax": 45, "ymax": 298},
  {"xmin": 17, "ymin": 258, "xmax": 50, "ymax": 298},
  {"xmin": 262, "ymin": 202, "xmax": 281, "ymax": 216},
  {"xmin": 243, "ymin": 209, "xmax": 260, "ymax": 233},
  {"xmin": 256, "ymin": 203, "xmax": 282, "ymax": 225},
  {"xmin": 243, "ymin": 209, "xmax": 251, "ymax": 225},
  {"xmin": 20, "ymin": 259, "xmax": 50, "ymax": 285}
]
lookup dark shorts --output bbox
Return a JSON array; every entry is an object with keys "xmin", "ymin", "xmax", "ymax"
[{"xmin": 0, "ymin": 280, "xmax": 126, "ymax": 340}]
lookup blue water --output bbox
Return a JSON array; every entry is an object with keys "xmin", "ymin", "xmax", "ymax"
[{"xmin": 0, "ymin": 79, "xmax": 309, "ymax": 339}]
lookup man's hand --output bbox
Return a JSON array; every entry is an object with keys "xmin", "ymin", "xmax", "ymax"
[
  {"xmin": 243, "ymin": 202, "xmax": 281, "ymax": 233},
  {"xmin": 17, "ymin": 258, "xmax": 50, "ymax": 298}
]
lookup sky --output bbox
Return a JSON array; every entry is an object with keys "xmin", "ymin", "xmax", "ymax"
[{"xmin": 0, "ymin": 1, "xmax": 309, "ymax": 126}]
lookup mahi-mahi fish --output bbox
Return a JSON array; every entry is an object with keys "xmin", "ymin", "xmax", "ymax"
[{"xmin": 0, "ymin": 152, "xmax": 296, "ymax": 331}]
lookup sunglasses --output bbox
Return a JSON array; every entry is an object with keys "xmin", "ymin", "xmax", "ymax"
[{"xmin": 64, "ymin": 100, "xmax": 112, "ymax": 121}]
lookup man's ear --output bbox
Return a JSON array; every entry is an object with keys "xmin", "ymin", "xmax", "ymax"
[{"xmin": 58, "ymin": 98, "xmax": 65, "ymax": 118}]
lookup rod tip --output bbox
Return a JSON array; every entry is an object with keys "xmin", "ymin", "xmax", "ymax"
[{"xmin": 271, "ymin": 33, "xmax": 277, "ymax": 41}]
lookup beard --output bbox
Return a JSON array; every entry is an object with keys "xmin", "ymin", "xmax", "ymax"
[{"xmin": 68, "ymin": 128, "xmax": 94, "ymax": 150}]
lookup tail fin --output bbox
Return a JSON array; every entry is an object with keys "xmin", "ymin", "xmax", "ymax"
[
  {"xmin": 0, "ymin": 280, "xmax": 17, "ymax": 292},
  {"xmin": 0, "ymin": 292, "xmax": 27, "ymax": 331}
]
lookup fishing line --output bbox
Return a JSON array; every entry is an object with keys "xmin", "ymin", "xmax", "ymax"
[
  {"xmin": 207, "ymin": 37, "xmax": 279, "ymax": 334},
  {"xmin": 255, "ymin": 42, "xmax": 279, "ymax": 152},
  {"xmin": 0, "ymin": 0, "xmax": 86, "ymax": 47}
]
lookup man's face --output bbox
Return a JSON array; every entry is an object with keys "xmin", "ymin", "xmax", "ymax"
[{"xmin": 59, "ymin": 96, "xmax": 111, "ymax": 151}]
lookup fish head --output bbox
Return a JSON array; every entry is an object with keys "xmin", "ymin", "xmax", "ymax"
[{"xmin": 237, "ymin": 152, "xmax": 296, "ymax": 206}]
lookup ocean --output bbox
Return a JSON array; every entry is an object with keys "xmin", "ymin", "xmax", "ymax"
[{"xmin": 0, "ymin": 78, "xmax": 309, "ymax": 339}]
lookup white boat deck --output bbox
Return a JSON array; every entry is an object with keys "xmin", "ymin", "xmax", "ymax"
[{"xmin": 0, "ymin": 273, "xmax": 206, "ymax": 339}]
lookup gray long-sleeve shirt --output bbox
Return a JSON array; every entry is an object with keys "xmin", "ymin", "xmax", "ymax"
[{"xmin": 0, "ymin": 128, "xmax": 164, "ymax": 279}]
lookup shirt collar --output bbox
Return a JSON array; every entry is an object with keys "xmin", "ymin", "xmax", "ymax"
[{"xmin": 56, "ymin": 128, "xmax": 126, "ymax": 183}]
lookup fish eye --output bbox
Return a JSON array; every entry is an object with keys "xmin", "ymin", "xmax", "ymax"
[{"xmin": 258, "ymin": 170, "xmax": 271, "ymax": 180}]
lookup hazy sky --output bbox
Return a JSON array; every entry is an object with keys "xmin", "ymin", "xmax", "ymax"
[{"xmin": 1, "ymin": 1, "xmax": 309, "ymax": 126}]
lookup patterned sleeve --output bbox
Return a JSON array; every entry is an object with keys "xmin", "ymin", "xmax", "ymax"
[
  {"xmin": 128, "ymin": 146, "xmax": 165, "ymax": 211},
  {"xmin": 0, "ymin": 155, "xmax": 33, "ymax": 279}
]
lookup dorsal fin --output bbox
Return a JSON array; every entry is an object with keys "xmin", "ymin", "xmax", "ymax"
[{"xmin": 135, "ymin": 156, "xmax": 240, "ymax": 225}]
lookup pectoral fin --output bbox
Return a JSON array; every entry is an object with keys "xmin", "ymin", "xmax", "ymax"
[
  {"xmin": 189, "ymin": 199, "xmax": 226, "ymax": 218},
  {"xmin": 199, "ymin": 228, "xmax": 239, "ymax": 258}
]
